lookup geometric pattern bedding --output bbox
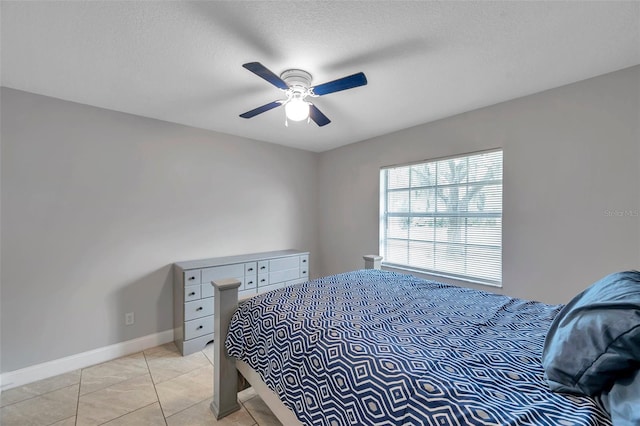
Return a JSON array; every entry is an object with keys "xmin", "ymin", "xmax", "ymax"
[{"xmin": 226, "ymin": 270, "xmax": 611, "ymax": 425}]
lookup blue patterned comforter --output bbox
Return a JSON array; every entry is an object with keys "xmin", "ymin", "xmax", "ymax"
[{"xmin": 226, "ymin": 270, "xmax": 611, "ymax": 425}]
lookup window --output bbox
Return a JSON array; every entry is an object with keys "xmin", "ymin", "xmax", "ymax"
[{"xmin": 379, "ymin": 149, "xmax": 503, "ymax": 286}]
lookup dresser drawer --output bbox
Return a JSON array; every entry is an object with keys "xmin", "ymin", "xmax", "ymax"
[
  {"xmin": 202, "ymin": 264, "xmax": 244, "ymax": 283},
  {"xmin": 239, "ymin": 288, "xmax": 257, "ymax": 299},
  {"xmin": 184, "ymin": 285, "xmax": 201, "ymax": 302},
  {"xmin": 258, "ymin": 274, "xmax": 269, "ymax": 287},
  {"xmin": 184, "ymin": 316, "xmax": 214, "ymax": 340},
  {"xmin": 245, "ymin": 262, "xmax": 257, "ymax": 274},
  {"xmin": 258, "ymin": 261, "xmax": 269, "ymax": 273},
  {"xmin": 269, "ymin": 268, "xmax": 300, "ymax": 284},
  {"xmin": 259, "ymin": 282, "xmax": 286, "ymax": 292},
  {"xmin": 286, "ymin": 278, "xmax": 307, "ymax": 287},
  {"xmin": 184, "ymin": 297, "xmax": 214, "ymax": 322},
  {"xmin": 184, "ymin": 270, "xmax": 201, "ymax": 285},
  {"xmin": 269, "ymin": 256, "xmax": 300, "ymax": 272},
  {"xmin": 201, "ymin": 283, "xmax": 212, "ymax": 299},
  {"xmin": 245, "ymin": 275, "xmax": 257, "ymax": 291}
]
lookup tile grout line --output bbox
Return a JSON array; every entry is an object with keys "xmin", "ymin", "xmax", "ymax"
[
  {"xmin": 76, "ymin": 352, "xmax": 158, "ymax": 425},
  {"xmin": 74, "ymin": 369, "xmax": 82, "ymax": 426},
  {"xmin": 150, "ymin": 346, "xmax": 215, "ymax": 423},
  {"xmin": 240, "ymin": 399, "xmax": 260, "ymax": 426},
  {"xmin": 0, "ymin": 382, "xmax": 81, "ymax": 426},
  {"xmin": 94, "ymin": 401, "xmax": 159, "ymax": 426},
  {"xmin": 141, "ymin": 349, "xmax": 169, "ymax": 426}
]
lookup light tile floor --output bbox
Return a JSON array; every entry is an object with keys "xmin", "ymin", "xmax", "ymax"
[{"xmin": 0, "ymin": 342, "xmax": 282, "ymax": 426}]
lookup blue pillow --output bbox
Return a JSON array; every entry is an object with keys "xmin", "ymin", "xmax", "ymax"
[
  {"xmin": 599, "ymin": 368, "xmax": 640, "ymax": 426},
  {"xmin": 542, "ymin": 271, "xmax": 640, "ymax": 396}
]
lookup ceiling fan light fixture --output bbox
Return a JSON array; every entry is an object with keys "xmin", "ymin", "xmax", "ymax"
[
  {"xmin": 285, "ymin": 97, "xmax": 309, "ymax": 121},
  {"xmin": 240, "ymin": 62, "xmax": 366, "ymax": 127}
]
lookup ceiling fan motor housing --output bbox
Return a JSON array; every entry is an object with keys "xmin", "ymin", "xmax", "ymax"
[{"xmin": 280, "ymin": 69, "xmax": 312, "ymax": 93}]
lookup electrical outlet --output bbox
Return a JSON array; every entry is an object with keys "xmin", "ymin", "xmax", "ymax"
[{"xmin": 125, "ymin": 312, "xmax": 134, "ymax": 326}]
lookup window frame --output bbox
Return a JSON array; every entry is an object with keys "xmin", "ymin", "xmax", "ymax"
[{"xmin": 379, "ymin": 148, "xmax": 503, "ymax": 287}]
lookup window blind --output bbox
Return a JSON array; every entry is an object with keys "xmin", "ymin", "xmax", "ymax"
[{"xmin": 380, "ymin": 149, "xmax": 503, "ymax": 286}]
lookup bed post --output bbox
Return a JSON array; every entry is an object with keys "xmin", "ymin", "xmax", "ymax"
[
  {"xmin": 363, "ymin": 255, "xmax": 383, "ymax": 270},
  {"xmin": 210, "ymin": 278, "xmax": 242, "ymax": 420}
]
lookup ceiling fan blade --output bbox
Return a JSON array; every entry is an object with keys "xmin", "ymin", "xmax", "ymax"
[
  {"xmin": 243, "ymin": 62, "xmax": 289, "ymax": 90},
  {"xmin": 239, "ymin": 100, "xmax": 283, "ymax": 118},
  {"xmin": 309, "ymin": 104, "xmax": 331, "ymax": 127},
  {"xmin": 311, "ymin": 72, "xmax": 367, "ymax": 96}
]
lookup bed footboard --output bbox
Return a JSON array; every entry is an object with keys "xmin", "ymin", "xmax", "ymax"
[
  {"xmin": 211, "ymin": 255, "xmax": 383, "ymax": 420},
  {"xmin": 363, "ymin": 254, "xmax": 383, "ymax": 270},
  {"xmin": 210, "ymin": 278, "xmax": 242, "ymax": 419}
]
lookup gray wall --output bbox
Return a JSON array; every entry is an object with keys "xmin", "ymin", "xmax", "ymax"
[
  {"xmin": 2, "ymin": 65, "xmax": 639, "ymax": 374},
  {"xmin": 0, "ymin": 88, "xmax": 319, "ymax": 372},
  {"xmin": 317, "ymin": 65, "xmax": 640, "ymax": 304}
]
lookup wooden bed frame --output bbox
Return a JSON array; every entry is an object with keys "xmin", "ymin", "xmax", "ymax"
[{"xmin": 210, "ymin": 255, "xmax": 383, "ymax": 422}]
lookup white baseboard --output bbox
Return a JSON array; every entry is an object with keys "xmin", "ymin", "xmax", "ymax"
[{"xmin": 0, "ymin": 329, "xmax": 174, "ymax": 391}]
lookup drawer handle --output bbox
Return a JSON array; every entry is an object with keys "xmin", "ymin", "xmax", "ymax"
[
  {"xmin": 188, "ymin": 292, "xmax": 196, "ymax": 296},
  {"xmin": 302, "ymin": 259, "xmax": 307, "ymax": 263},
  {"xmin": 197, "ymin": 325, "xmax": 203, "ymax": 330},
  {"xmin": 303, "ymin": 270, "xmax": 307, "ymax": 274},
  {"xmin": 196, "ymin": 307, "xmax": 203, "ymax": 311},
  {"xmin": 248, "ymin": 281, "xmax": 254, "ymax": 285},
  {"xmin": 260, "ymin": 279, "xmax": 266, "ymax": 283},
  {"xmin": 248, "ymin": 267, "xmax": 254, "ymax": 272},
  {"xmin": 260, "ymin": 266, "xmax": 266, "ymax": 270}
]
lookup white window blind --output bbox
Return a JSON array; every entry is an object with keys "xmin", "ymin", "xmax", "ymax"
[{"xmin": 380, "ymin": 149, "xmax": 503, "ymax": 286}]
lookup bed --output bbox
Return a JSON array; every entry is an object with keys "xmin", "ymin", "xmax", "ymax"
[{"xmin": 210, "ymin": 259, "xmax": 639, "ymax": 425}]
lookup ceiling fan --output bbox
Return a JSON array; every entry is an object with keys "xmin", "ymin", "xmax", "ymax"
[{"xmin": 239, "ymin": 62, "xmax": 367, "ymax": 127}]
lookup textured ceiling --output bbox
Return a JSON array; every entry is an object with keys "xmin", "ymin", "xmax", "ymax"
[{"xmin": 2, "ymin": 1, "xmax": 639, "ymax": 152}]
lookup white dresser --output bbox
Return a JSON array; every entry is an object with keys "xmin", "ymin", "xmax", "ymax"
[{"xmin": 173, "ymin": 249, "xmax": 310, "ymax": 355}]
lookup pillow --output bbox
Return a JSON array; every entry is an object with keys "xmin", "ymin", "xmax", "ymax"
[
  {"xmin": 599, "ymin": 368, "xmax": 640, "ymax": 426},
  {"xmin": 542, "ymin": 270, "xmax": 640, "ymax": 396}
]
